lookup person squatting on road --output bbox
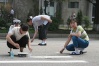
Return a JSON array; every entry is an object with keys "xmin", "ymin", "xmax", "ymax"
[
  {"xmin": 27, "ymin": 15, "xmax": 52, "ymax": 46},
  {"xmin": 6, "ymin": 24, "xmax": 32, "ymax": 53},
  {"xmin": 60, "ymin": 19, "xmax": 89, "ymax": 55}
]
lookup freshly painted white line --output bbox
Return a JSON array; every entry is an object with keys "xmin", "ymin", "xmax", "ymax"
[
  {"xmin": 29, "ymin": 56, "xmax": 72, "ymax": 58},
  {"xmin": 0, "ymin": 60, "xmax": 88, "ymax": 63}
]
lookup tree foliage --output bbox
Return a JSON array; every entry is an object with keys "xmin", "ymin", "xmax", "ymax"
[
  {"xmin": 76, "ymin": 10, "xmax": 83, "ymax": 25},
  {"xmin": 83, "ymin": 16, "xmax": 90, "ymax": 29}
]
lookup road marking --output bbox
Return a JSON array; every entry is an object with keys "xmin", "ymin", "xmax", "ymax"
[
  {"xmin": 29, "ymin": 56, "xmax": 72, "ymax": 59},
  {"xmin": 56, "ymin": 52, "xmax": 60, "ymax": 54},
  {"xmin": 0, "ymin": 60, "xmax": 88, "ymax": 63}
]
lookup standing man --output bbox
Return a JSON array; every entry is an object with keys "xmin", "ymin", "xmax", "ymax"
[
  {"xmin": 27, "ymin": 15, "xmax": 52, "ymax": 46},
  {"xmin": 10, "ymin": 8, "xmax": 14, "ymax": 17}
]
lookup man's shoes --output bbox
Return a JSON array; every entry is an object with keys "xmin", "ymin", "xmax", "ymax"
[{"xmin": 38, "ymin": 43, "xmax": 47, "ymax": 46}]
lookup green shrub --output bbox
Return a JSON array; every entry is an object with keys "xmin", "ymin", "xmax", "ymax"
[
  {"xmin": 0, "ymin": 6, "xmax": 11, "ymax": 29},
  {"xmin": 48, "ymin": 17, "xmax": 61, "ymax": 31},
  {"xmin": 76, "ymin": 10, "xmax": 83, "ymax": 25},
  {"xmin": 83, "ymin": 16, "xmax": 90, "ymax": 29}
]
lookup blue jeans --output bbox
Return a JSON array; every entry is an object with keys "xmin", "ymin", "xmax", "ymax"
[{"xmin": 66, "ymin": 36, "xmax": 89, "ymax": 51}]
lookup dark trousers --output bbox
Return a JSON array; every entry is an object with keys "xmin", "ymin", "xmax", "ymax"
[
  {"xmin": 7, "ymin": 35, "xmax": 29, "ymax": 49},
  {"xmin": 38, "ymin": 23, "xmax": 50, "ymax": 40}
]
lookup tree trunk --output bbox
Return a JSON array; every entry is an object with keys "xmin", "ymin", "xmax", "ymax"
[
  {"xmin": 44, "ymin": 0, "xmax": 47, "ymax": 15},
  {"xmin": 93, "ymin": 0, "xmax": 99, "ymax": 31},
  {"xmin": 33, "ymin": 0, "xmax": 39, "ymax": 16},
  {"xmin": 56, "ymin": 1, "xmax": 62, "ymax": 20}
]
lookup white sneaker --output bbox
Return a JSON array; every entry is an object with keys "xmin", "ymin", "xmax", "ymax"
[{"xmin": 70, "ymin": 51, "xmax": 80, "ymax": 55}]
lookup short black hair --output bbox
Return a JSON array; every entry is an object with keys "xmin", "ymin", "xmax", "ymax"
[
  {"xmin": 27, "ymin": 18, "xmax": 32, "ymax": 22},
  {"xmin": 20, "ymin": 23, "xmax": 29, "ymax": 31}
]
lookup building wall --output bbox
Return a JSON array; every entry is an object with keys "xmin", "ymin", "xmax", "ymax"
[
  {"xmin": 62, "ymin": 0, "xmax": 92, "ymax": 25},
  {"xmin": 39, "ymin": 0, "xmax": 56, "ymax": 16},
  {"xmin": 87, "ymin": 2, "xmax": 93, "ymax": 23},
  {"xmin": 13, "ymin": 0, "xmax": 35, "ymax": 22},
  {"xmin": 0, "ymin": 0, "xmax": 92, "ymax": 24},
  {"xmin": 9, "ymin": 0, "xmax": 39, "ymax": 22},
  {"xmin": 0, "ymin": 0, "xmax": 37, "ymax": 22},
  {"xmin": 0, "ymin": 0, "xmax": 12, "ymax": 11}
]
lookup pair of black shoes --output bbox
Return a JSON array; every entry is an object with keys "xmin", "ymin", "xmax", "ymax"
[{"xmin": 38, "ymin": 43, "xmax": 47, "ymax": 46}]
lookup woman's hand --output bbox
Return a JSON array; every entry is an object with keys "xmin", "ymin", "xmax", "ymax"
[{"xmin": 60, "ymin": 48, "xmax": 65, "ymax": 54}]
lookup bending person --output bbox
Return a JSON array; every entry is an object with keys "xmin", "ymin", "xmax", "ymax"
[{"xmin": 27, "ymin": 15, "xmax": 52, "ymax": 46}]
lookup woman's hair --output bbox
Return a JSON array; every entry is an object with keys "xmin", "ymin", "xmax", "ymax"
[
  {"xmin": 20, "ymin": 23, "xmax": 29, "ymax": 31},
  {"xmin": 69, "ymin": 19, "xmax": 77, "ymax": 24},
  {"xmin": 70, "ymin": 19, "xmax": 77, "ymax": 23}
]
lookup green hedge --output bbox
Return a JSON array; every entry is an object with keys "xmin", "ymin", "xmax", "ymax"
[{"xmin": 48, "ymin": 17, "xmax": 61, "ymax": 31}]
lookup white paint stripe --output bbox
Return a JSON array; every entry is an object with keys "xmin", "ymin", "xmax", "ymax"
[
  {"xmin": 30, "ymin": 56, "xmax": 72, "ymax": 58},
  {"xmin": 56, "ymin": 52, "xmax": 60, "ymax": 54},
  {"xmin": 0, "ymin": 60, "xmax": 88, "ymax": 63}
]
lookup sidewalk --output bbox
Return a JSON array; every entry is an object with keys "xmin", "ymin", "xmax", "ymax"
[{"xmin": 0, "ymin": 33, "xmax": 99, "ymax": 39}]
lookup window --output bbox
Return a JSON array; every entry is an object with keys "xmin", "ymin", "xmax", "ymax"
[
  {"xmin": 50, "ymin": 1, "xmax": 54, "ymax": 7},
  {"xmin": 92, "ymin": 3, "xmax": 95, "ymax": 17},
  {"xmin": 44, "ymin": 1, "xmax": 54, "ymax": 7},
  {"xmin": 68, "ymin": 2, "xmax": 79, "ymax": 8},
  {"xmin": 92, "ymin": 4, "xmax": 95, "ymax": 22},
  {"xmin": 0, "ymin": 0, "xmax": 8, "ymax": 2},
  {"xmin": 43, "ymin": 0, "xmax": 55, "ymax": 16}
]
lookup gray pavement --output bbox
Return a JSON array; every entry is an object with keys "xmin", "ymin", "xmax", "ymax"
[{"xmin": 0, "ymin": 38, "xmax": 99, "ymax": 66}]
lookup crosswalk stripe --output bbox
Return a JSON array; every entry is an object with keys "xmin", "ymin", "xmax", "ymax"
[
  {"xmin": 0, "ymin": 60, "xmax": 88, "ymax": 63},
  {"xmin": 29, "ymin": 56, "xmax": 72, "ymax": 59}
]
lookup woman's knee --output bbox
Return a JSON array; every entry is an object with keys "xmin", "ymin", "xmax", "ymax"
[
  {"xmin": 66, "ymin": 46, "xmax": 70, "ymax": 51},
  {"xmin": 72, "ymin": 36, "xmax": 78, "ymax": 41},
  {"xmin": 66, "ymin": 44, "xmax": 75, "ymax": 51},
  {"xmin": 66, "ymin": 46, "xmax": 74, "ymax": 51}
]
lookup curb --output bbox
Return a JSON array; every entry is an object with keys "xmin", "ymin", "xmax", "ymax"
[{"xmin": 0, "ymin": 33, "xmax": 99, "ymax": 39}]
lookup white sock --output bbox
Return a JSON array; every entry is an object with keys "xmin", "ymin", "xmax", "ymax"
[
  {"xmin": 41, "ymin": 41, "xmax": 46, "ymax": 44},
  {"xmin": 74, "ymin": 48, "xmax": 80, "ymax": 54},
  {"xmin": 78, "ymin": 48, "xmax": 84, "ymax": 51},
  {"xmin": 40, "ymin": 41, "xmax": 43, "ymax": 44}
]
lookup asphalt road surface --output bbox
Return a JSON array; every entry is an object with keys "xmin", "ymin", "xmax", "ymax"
[{"xmin": 0, "ymin": 38, "xmax": 99, "ymax": 66}]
